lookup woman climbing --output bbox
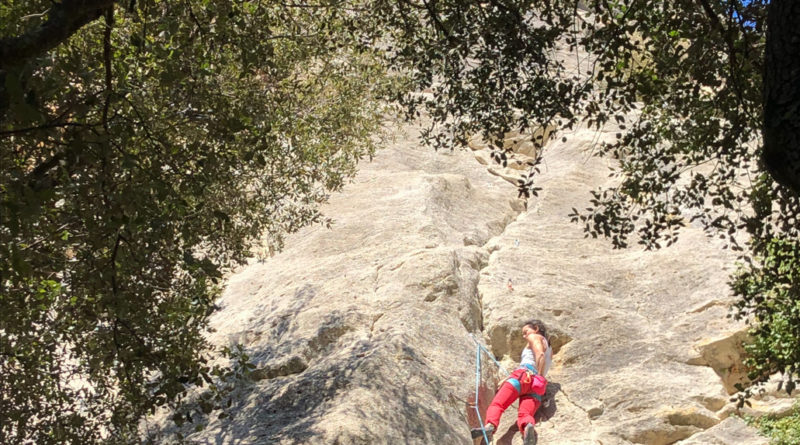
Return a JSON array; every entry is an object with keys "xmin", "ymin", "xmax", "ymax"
[{"xmin": 471, "ymin": 319, "xmax": 552, "ymax": 445}]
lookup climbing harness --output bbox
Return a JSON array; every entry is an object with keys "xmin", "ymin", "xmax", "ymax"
[{"xmin": 502, "ymin": 364, "xmax": 543, "ymax": 402}]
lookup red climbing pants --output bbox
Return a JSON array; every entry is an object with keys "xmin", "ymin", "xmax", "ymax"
[{"xmin": 485, "ymin": 368, "xmax": 547, "ymax": 432}]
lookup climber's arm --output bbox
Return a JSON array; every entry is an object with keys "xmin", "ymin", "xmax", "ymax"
[{"xmin": 526, "ymin": 333, "xmax": 546, "ymax": 376}]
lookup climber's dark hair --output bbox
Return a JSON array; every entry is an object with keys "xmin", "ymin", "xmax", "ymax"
[{"xmin": 523, "ymin": 319, "xmax": 547, "ymax": 340}]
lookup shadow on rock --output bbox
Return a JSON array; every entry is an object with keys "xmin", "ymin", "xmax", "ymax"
[
  {"xmin": 495, "ymin": 422, "xmax": 519, "ymax": 445},
  {"xmin": 535, "ymin": 381, "xmax": 560, "ymax": 423},
  {"xmin": 204, "ymin": 342, "xmax": 373, "ymax": 444},
  {"xmin": 173, "ymin": 338, "xmax": 459, "ymax": 443}
]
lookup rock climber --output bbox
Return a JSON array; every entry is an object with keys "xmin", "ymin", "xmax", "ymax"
[{"xmin": 471, "ymin": 319, "xmax": 553, "ymax": 445}]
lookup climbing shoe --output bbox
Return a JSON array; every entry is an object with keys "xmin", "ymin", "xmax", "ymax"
[
  {"xmin": 523, "ymin": 423, "xmax": 537, "ymax": 445},
  {"xmin": 470, "ymin": 423, "xmax": 495, "ymax": 442}
]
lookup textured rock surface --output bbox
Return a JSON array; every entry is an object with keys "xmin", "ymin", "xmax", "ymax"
[
  {"xmin": 181, "ymin": 121, "xmax": 521, "ymax": 444},
  {"xmin": 674, "ymin": 417, "xmax": 765, "ymax": 445},
  {"xmin": 168, "ymin": 119, "xmax": 782, "ymax": 444},
  {"xmin": 474, "ymin": 124, "xmax": 768, "ymax": 445}
]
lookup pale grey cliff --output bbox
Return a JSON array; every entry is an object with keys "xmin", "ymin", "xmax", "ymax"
[{"xmin": 159, "ymin": 117, "xmax": 790, "ymax": 444}]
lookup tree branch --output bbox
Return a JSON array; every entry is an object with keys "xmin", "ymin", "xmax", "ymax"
[
  {"xmin": 420, "ymin": 0, "xmax": 451, "ymax": 40},
  {"xmin": 0, "ymin": 121, "xmax": 94, "ymax": 137},
  {"xmin": 102, "ymin": 6, "xmax": 115, "ymax": 131},
  {"xmin": 0, "ymin": 0, "xmax": 116, "ymax": 69},
  {"xmin": 695, "ymin": 0, "xmax": 726, "ymax": 33},
  {"xmin": 695, "ymin": 0, "xmax": 748, "ymax": 117}
]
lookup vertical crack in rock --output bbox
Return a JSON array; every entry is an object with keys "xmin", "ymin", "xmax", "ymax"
[
  {"xmin": 457, "ymin": 124, "xmax": 761, "ymax": 444},
  {"xmin": 471, "ymin": 199, "xmax": 529, "ymax": 335},
  {"xmin": 369, "ymin": 313, "xmax": 384, "ymax": 340},
  {"xmin": 457, "ymin": 196, "xmax": 530, "ymax": 433}
]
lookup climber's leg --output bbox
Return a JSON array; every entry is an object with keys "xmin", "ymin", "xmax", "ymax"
[
  {"xmin": 485, "ymin": 369, "xmax": 524, "ymax": 427},
  {"xmin": 516, "ymin": 396, "xmax": 540, "ymax": 431},
  {"xmin": 516, "ymin": 374, "xmax": 547, "ymax": 431}
]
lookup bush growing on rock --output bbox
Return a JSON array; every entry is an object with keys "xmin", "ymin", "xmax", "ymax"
[{"xmin": 746, "ymin": 401, "xmax": 800, "ymax": 445}]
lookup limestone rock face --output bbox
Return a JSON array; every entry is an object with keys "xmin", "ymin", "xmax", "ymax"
[
  {"xmin": 174, "ymin": 120, "xmax": 778, "ymax": 444},
  {"xmin": 473, "ymin": 125, "xmax": 766, "ymax": 445},
  {"xmin": 673, "ymin": 417, "xmax": 765, "ymax": 445},
  {"xmin": 186, "ymin": 123, "xmax": 521, "ymax": 444}
]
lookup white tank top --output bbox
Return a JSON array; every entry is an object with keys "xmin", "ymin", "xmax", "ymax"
[{"xmin": 520, "ymin": 337, "xmax": 553, "ymax": 377}]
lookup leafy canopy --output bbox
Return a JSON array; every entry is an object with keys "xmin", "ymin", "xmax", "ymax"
[
  {"xmin": 1, "ymin": 0, "xmax": 392, "ymax": 442},
  {"xmin": 2, "ymin": 0, "xmax": 800, "ymax": 442},
  {"xmin": 378, "ymin": 0, "xmax": 800, "ymax": 399}
]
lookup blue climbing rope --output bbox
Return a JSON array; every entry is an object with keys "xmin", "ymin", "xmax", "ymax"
[
  {"xmin": 474, "ymin": 344, "xmax": 491, "ymax": 445},
  {"xmin": 470, "ymin": 334, "xmax": 510, "ymax": 376},
  {"xmin": 470, "ymin": 334, "xmax": 510, "ymax": 444}
]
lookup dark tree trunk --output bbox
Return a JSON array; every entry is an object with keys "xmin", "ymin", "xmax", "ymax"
[
  {"xmin": 0, "ymin": 0, "xmax": 114, "ymax": 69},
  {"xmin": 762, "ymin": 0, "xmax": 800, "ymax": 195},
  {"xmin": 0, "ymin": 0, "xmax": 114, "ymax": 119}
]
